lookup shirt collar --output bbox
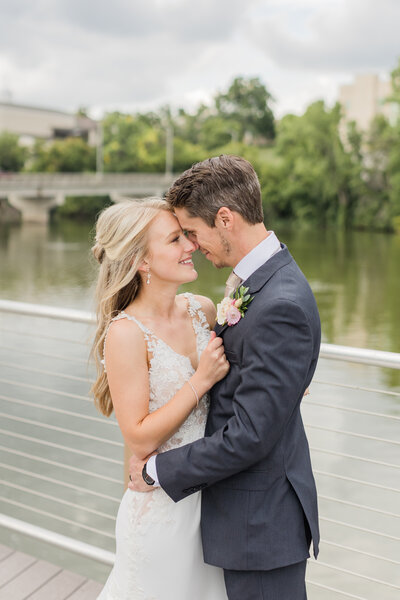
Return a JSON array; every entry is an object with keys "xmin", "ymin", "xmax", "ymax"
[{"xmin": 233, "ymin": 231, "xmax": 281, "ymax": 282}]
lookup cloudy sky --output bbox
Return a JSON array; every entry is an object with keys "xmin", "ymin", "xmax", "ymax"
[{"xmin": 0, "ymin": 0, "xmax": 398, "ymax": 118}]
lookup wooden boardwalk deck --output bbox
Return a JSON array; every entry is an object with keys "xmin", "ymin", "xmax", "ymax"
[{"xmin": 0, "ymin": 544, "xmax": 103, "ymax": 600}]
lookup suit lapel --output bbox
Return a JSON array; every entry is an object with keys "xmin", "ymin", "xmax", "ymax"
[
  {"xmin": 214, "ymin": 320, "xmax": 229, "ymax": 336},
  {"xmin": 213, "ymin": 244, "xmax": 292, "ymax": 337}
]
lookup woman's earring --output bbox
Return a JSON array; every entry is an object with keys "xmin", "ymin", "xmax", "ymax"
[{"xmin": 146, "ymin": 269, "xmax": 151, "ymax": 285}]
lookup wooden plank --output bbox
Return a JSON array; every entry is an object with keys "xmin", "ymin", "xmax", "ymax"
[
  {"xmin": 0, "ymin": 559, "xmax": 60, "ymax": 599},
  {"xmin": 0, "ymin": 551, "xmax": 36, "ymax": 587},
  {"xmin": 67, "ymin": 579, "xmax": 104, "ymax": 600},
  {"xmin": 0, "ymin": 545, "xmax": 14, "ymax": 562},
  {"xmin": 28, "ymin": 569, "xmax": 86, "ymax": 600}
]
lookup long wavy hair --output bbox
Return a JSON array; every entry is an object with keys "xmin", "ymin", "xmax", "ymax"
[{"xmin": 91, "ymin": 198, "xmax": 169, "ymax": 416}]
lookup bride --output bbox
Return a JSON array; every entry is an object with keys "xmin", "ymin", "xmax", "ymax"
[{"xmin": 91, "ymin": 198, "xmax": 229, "ymax": 599}]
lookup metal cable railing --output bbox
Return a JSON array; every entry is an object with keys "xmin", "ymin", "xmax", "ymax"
[
  {"xmin": 0, "ymin": 394, "xmax": 118, "ymax": 425},
  {"xmin": 305, "ymin": 398, "xmax": 400, "ymax": 419},
  {"xmin": 0, "ymin": 299, "xmax": 399, "ymax": 599},
  {"xmin": 0, "ymin": 462, "xmax": 121, "ymax": 503},
  {"xmin": 0, "ymin": 496, "xmax": 115, "ymax": 539},
  {"xmin": 0, "ymin": 377, "xmax": 92, "ymax": 400},
  {"xmin": 321, "ymin": 540, "xmax": 400, "ymax": 566},
  {"xmin": 0, "ymin": 412, "xmax": 123, "ymax": 445},
  {"xmin": 319, "ymin": 516, "xmax": 400, "ymax": 542},
  {"xmin": 312, "ymin": 378, "xmax": 400, "ymax": 397},
  {"xmin": 0, "ymin": 427, "xmax": 123, "ymax": 464},
  {"xmin": 0, "ymin": 344, "xmax": 89, "ymax": 364},
  {"xmin": 0, "ymin": 360, "xmax": 92, "ymax": 382},
  {"xmin": 313, "ymin": 561, "xmax": 400, "ymax": 591},
  {"xmin": 2, "ymin": 481, "xmax": 116, "ymax": 521},
  {"xmin": 318, "ymin": 495, "xmax": 399, "ymax": 519},
  {"xmin": 310, "ymin": 446, "xmax": 400, "ymax": 469},
  {"xmin": 0, "ymin": 326, "xmax": 88, "ymax": 345},
  {"xmin": 313, "ymin": 470, "xmax": 399, "ymax": 493},
  {"xmin": 0, "ymin": 445, "xmax": 121, "ymax": 483},
  {"xmin": 305, "ymin": 423, "xmax": 399, "ymax": 445}
]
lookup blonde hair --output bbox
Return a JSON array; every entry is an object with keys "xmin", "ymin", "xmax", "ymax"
[{"xmin": 91, "ymin": 198, "xmax": 169, "ymax": 416}]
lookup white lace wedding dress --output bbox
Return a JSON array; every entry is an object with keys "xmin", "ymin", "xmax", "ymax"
[{"xmin": 97, "ymin": 293, "xmax": 228, "ymax": 600}]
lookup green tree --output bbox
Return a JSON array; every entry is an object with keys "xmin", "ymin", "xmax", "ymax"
[
  {"xmin": 387, "ymin": 60, "xmax": 400, "ymax": 228},
  {"xmin": 363, "ymin": 58, "xmax": 400, "ymax": 231},
  {"xmin": 102, "ymin": 112, "xmax": 165, "ymax": 172},
  {"xmin": 355, "ymin": 115, "xmax": 393, "ymax": 230},
  {"xmin": 197, "ymin": 115, "xmax": 241, "ymax": 151},
  {"xmin": 214, "ymin": 77, "xmax": 275, "ymax": 143},
  {"xmin": 29, "ymin": 137, "xmax": 95, "ymax": 172},
  {"xmin": 262, "ymin": 101, "xmax": 363, "ymax": 227},
  {"xmin": 0, "ymin": 132, "xmax": 28, "ymax": 171}
]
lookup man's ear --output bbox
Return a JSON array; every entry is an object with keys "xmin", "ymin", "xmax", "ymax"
[{"xmin": 215, "ymin": 207, "xmax": 234, "ymax": 230}]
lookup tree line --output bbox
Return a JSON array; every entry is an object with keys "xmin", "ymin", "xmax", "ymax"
[{"xmin": 1, "ymin": 62, "xmax": 400, "ymax": 232}]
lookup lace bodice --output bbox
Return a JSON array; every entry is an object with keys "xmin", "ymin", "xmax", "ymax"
[{"xmin": 104, "ymin": 292, "xmax": 211, "ymax": 451}]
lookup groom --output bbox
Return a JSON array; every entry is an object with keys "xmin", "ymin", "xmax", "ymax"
[{"xmin": 129, "ymin": 155, "xmax": 320, "ymax": 599}]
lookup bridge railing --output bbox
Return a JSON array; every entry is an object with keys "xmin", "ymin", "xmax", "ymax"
[
  {"xmin": 0, "ymin": 299, "xmax": 399, "ymax": 599},
  {"xmin": 0, "ymin": 172, "xmax": 176, "ymax": 190}
]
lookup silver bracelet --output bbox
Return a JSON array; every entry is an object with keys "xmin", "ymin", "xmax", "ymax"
[{"xmin": 187, "ymin": 379, "xmax": 199, "ymax": 407}]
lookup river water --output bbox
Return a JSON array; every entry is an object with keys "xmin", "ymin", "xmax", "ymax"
[
  {"xmin": 0, "ymin": 219, "xmax": 399, "ymax": 598},
  {"xmin": 1, "ymin": 220, "xmax": 399, "ymax": 354}
]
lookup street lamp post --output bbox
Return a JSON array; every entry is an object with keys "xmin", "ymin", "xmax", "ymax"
[
  {"xmin": 96, "ymin": 120, "xmax": 104, "ymax": 177},
  {"xmin": 165, "ymin": 120, "xmax": 174, "ymax": 177}
]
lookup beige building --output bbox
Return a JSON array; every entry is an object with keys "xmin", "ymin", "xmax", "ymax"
[
  {"xmin": 339, "ymin": 74, "xmax": 398, "ymax": 131},
  {"xmin": 0, "ymin": 101, "xmax": 98, "ymax": 146}
]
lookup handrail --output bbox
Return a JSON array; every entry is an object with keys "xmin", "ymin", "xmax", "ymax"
[
  {"xmin": 319, "ymin": 343, "xmax": 400, "ymax": 369},
  {"xmin": 1, "ymin": 299, "xmax": 399, "ymax": 368},
  {"xmin": 0, "ymin": 299, "xmax": 95, "ymax": 324},
  {"xmin": 0, "ymin": 514, "xmax": 115, "ymax": 565}
]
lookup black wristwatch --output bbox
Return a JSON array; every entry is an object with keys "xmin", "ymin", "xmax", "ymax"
[{"xmin": 142, "ymin": 462, "xmax": 155, "ymax": 486}]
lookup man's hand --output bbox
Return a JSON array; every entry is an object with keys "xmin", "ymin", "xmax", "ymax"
[{"xmin": 128, "ymin": 453, "xmax": 157, "ymax": 493}]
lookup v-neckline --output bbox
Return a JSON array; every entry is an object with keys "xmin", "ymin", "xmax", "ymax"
[{"xmin": 121, "ymin": 293, "xmax": 200, "ymax": 372}]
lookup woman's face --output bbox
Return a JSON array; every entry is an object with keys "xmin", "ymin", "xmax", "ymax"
[{"xmin": 145, "ymin": 211, "xmax": 198, "ymax": 285}]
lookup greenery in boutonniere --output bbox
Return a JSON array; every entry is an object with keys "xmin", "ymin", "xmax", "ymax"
[{"xmin": 216, "ymin": 286, "xmax": 254, "ymax": 326}]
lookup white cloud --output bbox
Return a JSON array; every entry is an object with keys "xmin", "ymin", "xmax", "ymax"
[
  {"xmin": 0, "ymin": 0, "xmax": 398, "ymax": 117},
  {"xmin": 249, "ymin": 0, "xmax": 399, "ymax": 71}
]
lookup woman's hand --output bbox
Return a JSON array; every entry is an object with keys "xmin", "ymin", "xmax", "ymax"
[{"xmin": 194, "ymin": 332, "xmax": 230, "ymax": 390}]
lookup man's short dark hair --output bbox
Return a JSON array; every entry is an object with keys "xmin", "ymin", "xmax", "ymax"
[{"xmin": 166, "ymin": 155, "xmax": 263, "ymax": 227}]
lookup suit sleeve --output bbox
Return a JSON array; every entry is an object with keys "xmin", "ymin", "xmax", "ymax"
[{"xmin": 156, "ymin": 298, "xmax": 314, "ymax": 502}]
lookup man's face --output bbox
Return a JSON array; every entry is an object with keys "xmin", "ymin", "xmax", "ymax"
[{"xmin": 174, "ymin": 207, "xmax": 232, "ymax": 269}]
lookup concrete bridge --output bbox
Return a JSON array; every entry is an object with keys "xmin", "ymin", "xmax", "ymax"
[{"xmin": 0, "ymin": 172, "xmax": 177, "ymax": 223}]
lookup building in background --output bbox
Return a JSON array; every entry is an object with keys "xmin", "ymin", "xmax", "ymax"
[
  {"xmin": 339, "ymin": 74, "xmax": 398, "ymax": 131},
  {"xmin": 0, "ymin": 101, "xmax": 98, "ymax": 146}
]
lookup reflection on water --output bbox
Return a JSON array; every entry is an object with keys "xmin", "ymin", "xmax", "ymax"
[{"xmin": 1, "ymin": 220, "xmax": 399, "ymax": 354}]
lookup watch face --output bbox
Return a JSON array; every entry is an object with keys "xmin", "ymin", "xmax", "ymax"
[{"xmin": 142, "ymin": 463, "xmax": 155, "ymax": 485}]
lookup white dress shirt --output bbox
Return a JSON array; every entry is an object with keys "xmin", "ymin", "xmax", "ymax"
[{"xmin": 146, "ymin": 231, "xmax": 281, "ymax": 486}]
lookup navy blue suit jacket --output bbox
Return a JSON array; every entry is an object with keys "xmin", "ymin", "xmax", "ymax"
[{"xmin": 156, "ymin": 245, "xmax": 321, "ymax": 571}]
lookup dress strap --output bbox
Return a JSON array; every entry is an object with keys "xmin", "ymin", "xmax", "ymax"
[
  {"xmin": 182, "ymin": 293, "xmax": 209, "ymax": 331},
  {"xmin": 116, "ymin": 311, "xmax": 152, "ymax": 335}
]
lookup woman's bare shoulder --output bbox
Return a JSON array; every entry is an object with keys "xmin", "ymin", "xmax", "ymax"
[{"xmin": 104, "ymin": 317, "xmax": 147, "ymax": 363}]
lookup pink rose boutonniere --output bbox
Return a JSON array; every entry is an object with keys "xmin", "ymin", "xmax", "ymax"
[{"xmin": 216, "ymin": 286, "xmax": 254, "ymax": 326}]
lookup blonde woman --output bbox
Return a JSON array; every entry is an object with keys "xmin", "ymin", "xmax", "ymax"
[{"xmin": 92, "ymin": 199, "xmax": 229, "ymax": 599}]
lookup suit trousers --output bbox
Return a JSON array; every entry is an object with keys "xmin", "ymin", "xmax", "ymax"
[{"xmin": 223, "ymin": 560, "xmax": 307, "ymax": 600}]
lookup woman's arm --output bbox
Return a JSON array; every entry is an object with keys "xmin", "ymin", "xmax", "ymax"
[{"xmin": 104, "ymin": 318, "xmax": 226, "ymax": 459}]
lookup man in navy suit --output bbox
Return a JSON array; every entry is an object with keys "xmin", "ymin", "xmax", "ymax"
[{"xmin": 130, "ymin": 155, "xmax": 320, "ymax": 599}]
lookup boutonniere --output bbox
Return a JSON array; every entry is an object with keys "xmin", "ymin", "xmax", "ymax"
[{"xmin": 216, "ymin": 286, "xmax": 254, "ymax": 326}]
